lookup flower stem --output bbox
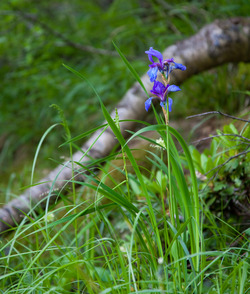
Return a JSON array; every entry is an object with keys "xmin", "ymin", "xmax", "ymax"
[
  {"xmin": 161, "ymin": 73, "xmax": 170, "ymax": 125},
  {"xmin": 162, "ymin": 106, "xmax": 169, "ymax": 125}
]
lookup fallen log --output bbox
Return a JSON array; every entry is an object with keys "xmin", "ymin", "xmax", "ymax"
[{"xmin": 0, "ymin": 17, "xmax": 249, "ymax": 235}]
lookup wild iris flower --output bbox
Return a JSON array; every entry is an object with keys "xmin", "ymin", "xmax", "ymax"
[
  {"xmin": 145, "ymin": 47, "xmax": 186, "ymax": 115},
  {"xmin": 145, "ymin": 47, "xmax": 186, "ymax": 82},
  {"xmin": 145, "ymin": 81, "xmax": 181, "ymax": 112}
]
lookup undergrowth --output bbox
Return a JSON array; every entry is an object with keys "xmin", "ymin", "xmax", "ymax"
[
  {"xmin": 0, "ymin": 44, "xmax": 249, "ymax": 293},
  {"xmin": 0, "ymin": 1, "xmax": 250, "ymax": 292},
  {"xmin": 0, "ymin": 106, "xmax": 249, "ymax": 293}
]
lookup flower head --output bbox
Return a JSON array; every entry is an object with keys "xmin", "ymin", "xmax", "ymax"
[
  {"xmin": 145, "ymin": 81, "xmax": 181, "ymax": 112},
  {"xmin": 158, "ymin": 257, "xmax": 164, "ymax": 265},
  {"xmin": 165, "ymin": 60, "xmax": 186, "ymax": 80},
  {"xmin": 145, "ymin": 47, "xmax": 186, "ymax": 82},
  {"xmin": 150, "ymin": 137, "xmax": 166, "ymax": 150},
  {"xmin": 145, "ymin": 47, "xmax": 165, "ymax": 82},
  {"xmin": 150, "ymin": 80, "xmax": 169, "ymax": 101}
]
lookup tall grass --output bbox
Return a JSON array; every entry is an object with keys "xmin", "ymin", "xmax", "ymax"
[
  {"xmin": 1, "ymin": 46, "xmax": 249, "ymax": 293},
  {"xmin": 1, "ymin": 108, "xmax": 248, "ymax": 293}
]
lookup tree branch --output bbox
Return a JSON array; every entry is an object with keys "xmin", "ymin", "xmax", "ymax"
[
  {"xmin": 187, "ymin": 111, "xmax": 250, "ymax": 123},
  {"xmin": 192, "ymin": 133, "xmax": 250, "ymax": 146},
  {"xmin": 205, "ymin": 149, "xmax": 250, "ymax": 176}
]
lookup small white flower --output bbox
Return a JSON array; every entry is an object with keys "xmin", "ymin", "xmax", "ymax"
[
  {"xmin": 195, "ymin": 171, "xmax": 207, "ymax": 181},
  {"xmin": 119, "ymin": 246, "xmax": 126, "ymax": 253},
  {"xmin": 158, "ymin": 257, "xmax": 164, "ymax": 264},
  {"xmin": 46, "ymin": 213, "xmax": 55, "ymax": 222},
  {"xmin": 150, "ymin": 137, "xmax": 166, "ymax": 150}
]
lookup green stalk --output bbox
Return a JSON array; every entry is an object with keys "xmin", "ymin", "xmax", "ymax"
[
  {"xmin": 51, "ymin": 104, "xmax": 80, "ymax": 290},
  {"xmin": 115, "ymin": 109, "xmax": 131, "ymax": 201}
]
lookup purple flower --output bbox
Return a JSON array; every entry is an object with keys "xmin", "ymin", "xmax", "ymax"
[
  {"xmin": 145, "ymin": 47, "xmax": 165, "ymax": 82},
  {"xmin": 145, "ymin": 81, "xmax": 181, "ymax": 112},
  {"xmin": 165, "ymin": 61, "xmax": 186, "ymax": 80},
  {"xmin": 145, "ymin": 47, "xmax": 186, "ymax": 82}
]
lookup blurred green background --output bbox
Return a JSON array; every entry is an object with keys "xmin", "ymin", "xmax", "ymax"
[{"xmin": 0, "ymin": 0, "xmax": 249, "ymax": 198}]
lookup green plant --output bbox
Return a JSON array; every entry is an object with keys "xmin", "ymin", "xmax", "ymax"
[
  {"xmin": 191, "ymin": 120, "xmax": 250, "ymax": 221},
  {"xmin": 1, "ymin": 1, "xmax": 250, "ymax": 291}
]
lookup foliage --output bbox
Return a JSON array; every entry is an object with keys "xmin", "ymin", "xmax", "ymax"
[
  {"xmin": 1, "ymin": 45, "xmax": 249, "ymax": 294},
  {"xmin": 0, "ymin": 1, "xmax": 250, "ymax": 293},
  {"xmin": 0, "ymin": 108, "xmax": 249, "ymax": 293},
  {"xmin": 191, "ymin": 121, "xmax": 250, "ymax": 224}
]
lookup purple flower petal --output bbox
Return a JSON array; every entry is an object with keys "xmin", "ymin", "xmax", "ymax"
[
  {"xmin": 147, "ymin": 67, "xmax": 158, "ymax": 82},
  {"xmin": 150, "ymin": 81, "xmax": 168, "ymax": 101},
  {"xmin": 145, "ymin": 97, "xmax": 153, "ymax": 111},
  {"xmin": 152, "ymin": 81, "xmax": 166, "ymax": 93},
  {"xmin": 165, "ymin": 58, "xmax": 174, "ymax": 63},
  {"xmin": 145, "ymin": 47, "xmax": 163, "ymax": 63},
  {"xmin": 173, "ymin": 62, "xmax": 186, "ymax": 71},
  {"xmin": 167, "ymin": 85, "xmax": 181, "ymax": 93},
  {"xmin": 160, "ymin": 98, "xmax": 173, "ymax": 112},
  {"xmin": 160, "ymin": 101, "xmax": 165, "ymax": 109},
  {"xmin": 168, "ymin": 97, "xmax": 173, "ymax": 112},
  {"xmin": 168, "ymin": 62, "xmax": 186, "ymax": 75}
]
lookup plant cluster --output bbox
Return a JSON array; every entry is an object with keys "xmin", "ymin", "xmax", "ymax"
[
  {"xmin": 191, "ymin": 121, "xmax": 250, "ymax": 223},
  {"xmin": 0, "ymin": 44, "xmax": 249, "ymax": 293},
  {"xmin": 0, "ymin": 1, "xmax": 250, "ymax": 292}
]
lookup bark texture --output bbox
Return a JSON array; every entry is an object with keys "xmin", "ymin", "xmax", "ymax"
[{"xmin": 0, "ymin": 17, "xmax": 249, "ymax": 234}]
